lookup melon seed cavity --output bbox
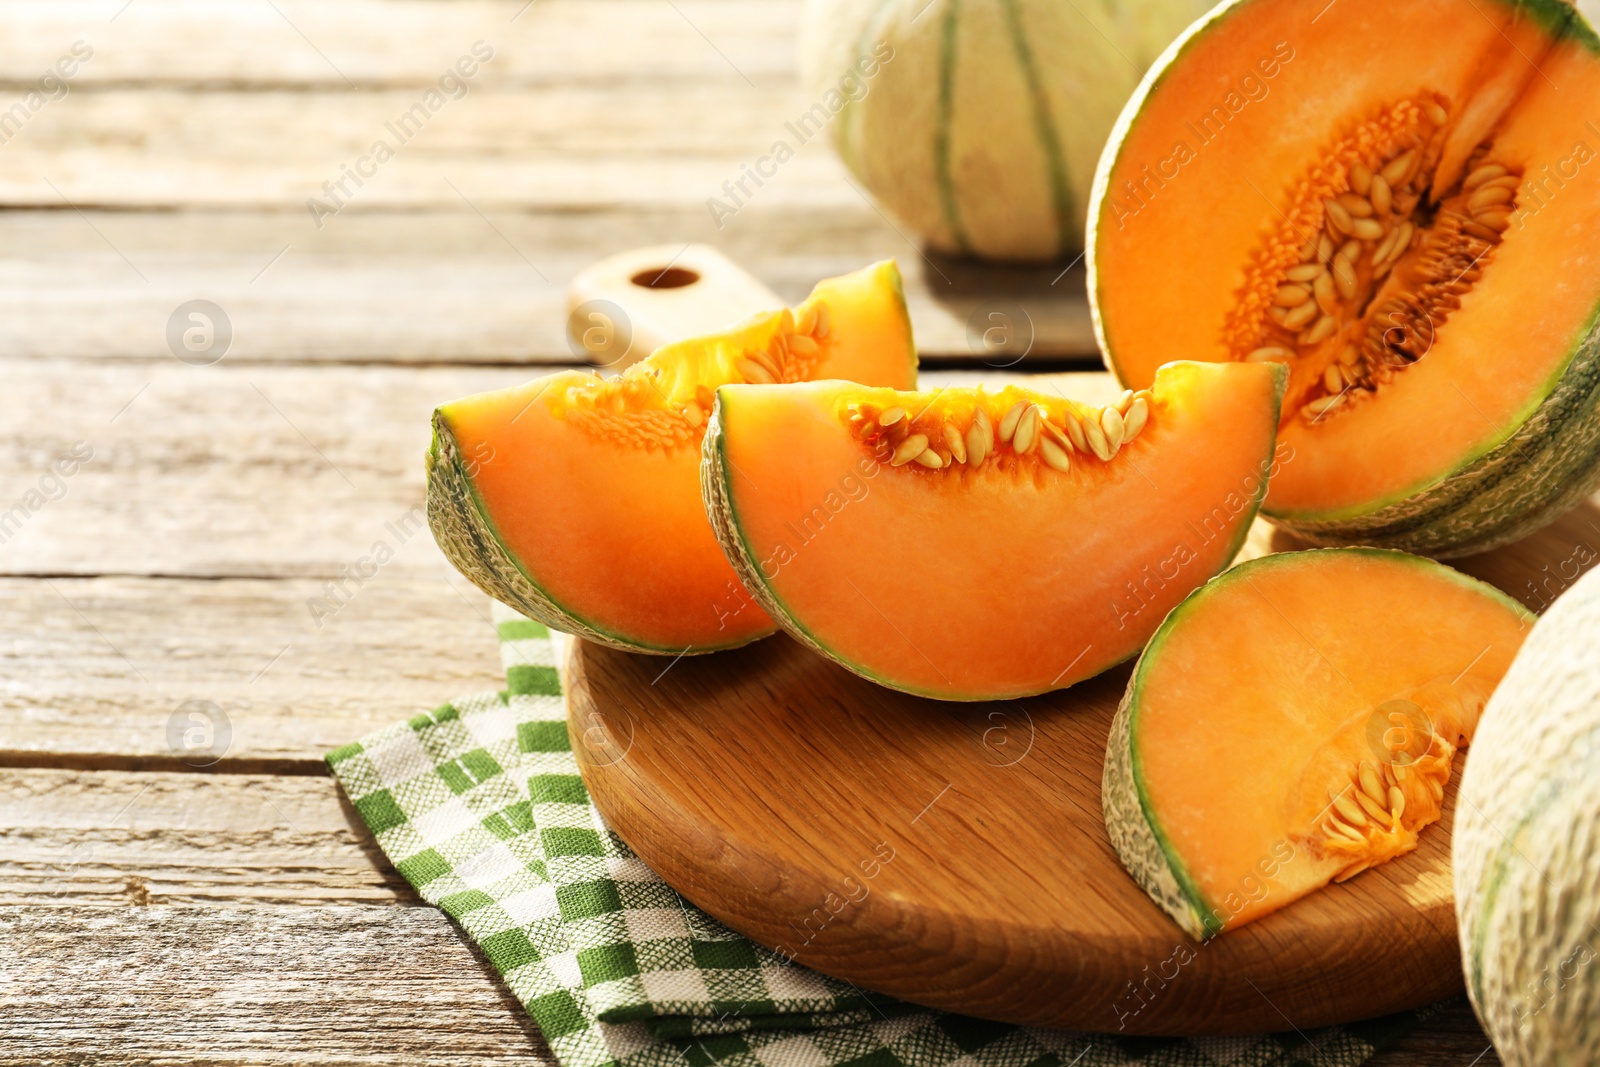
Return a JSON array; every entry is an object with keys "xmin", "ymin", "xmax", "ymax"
[
  {"xmin": 560, "ymin": 300, "xmax": 832, "ymax": 449},
  {"xmin": 847, "ymin": 389, "xmax": 1152, "ymax": 473},
  {"xmin": 1227, "ymin": 93, "xmax": 1521, "ymax": 423}
]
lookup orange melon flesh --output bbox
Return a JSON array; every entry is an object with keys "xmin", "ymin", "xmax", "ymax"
[
  {"xmin": 1119, "ymin": 550, "xmax": 1533, "ymax": 935},
  {"xmin": 1090, "ymin": 0, "xmax": 1600, "ymax": 519},
  {"xmin": 430, "ymin": 261, "xmax": 916, "ymax": 653},
  {"xmin": 706, "ymin": 360, "xmax": 1286, "ymax": 700}
]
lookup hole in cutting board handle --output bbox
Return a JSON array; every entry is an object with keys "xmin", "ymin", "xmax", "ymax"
[{"xmin": 630, "ymin": 267, "xmax": 700, "ymax": 289}]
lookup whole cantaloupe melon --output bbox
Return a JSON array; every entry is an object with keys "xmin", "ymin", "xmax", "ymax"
[
  {"xmin": 1456, "ymin": 563, "xmax": 1600, "ymax": 1064},
  {"xmin": 799, "ymin": 0, "xmax": 1211, "ymax": 261}
]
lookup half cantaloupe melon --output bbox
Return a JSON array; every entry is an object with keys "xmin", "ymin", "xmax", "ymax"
[
  {"xmin": 1104, "ymin": 549, "xmax": 1534, "ymax": 939},
  {"xmin": 1088, "ymin": 0, "xmax": 1600, "ymax": 557},
  {"xmin": 427, "ymin": 261, "xmax": 916, "ymax": 654},
  {"xmin": 702, "ymin": 360, "xmax": 1287, "ymax": 700}
]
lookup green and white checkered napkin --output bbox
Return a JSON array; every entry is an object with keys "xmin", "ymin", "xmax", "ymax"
[{"xmin": 327, "ymin": 602, "xmax": 1427, "ymax": 1067}]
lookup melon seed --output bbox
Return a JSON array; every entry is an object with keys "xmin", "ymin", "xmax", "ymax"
[
  {"xmin": 944, "ymin": 422, "xmax": 967, "ymax": 464},
  {"xmin": 812, "ymin": 303, "xmax": 831, "ymax": 339},
  {"xmin": 1338, "ymin": 193, "xmax": 1373, "ymax": 218},
  {"xmin": 891, "ymin": 433, "xmax": 929, "ymax": 466},
  {"xmin": 1350, "ymin": 218, "xmax": 1385, "ymax": 241},
  {"xmin": 1333, "ymin": 791, "xmax": 1370, "ymax": 827},
  {"xmin": 1380, "ymin": 149, "xmax": 1416, "ymax": 187},
  {"xmin": 966, "ymin": 408, "xmax": 993, "ymax": 466},
  {"xmin": 1324, "ymin": 198, "xmax": 1354, "ymax": 233},
  {"xmin": 1101, "ymin": 407, "xmax": 1125, "ymax": 452},
  {"xmin": 1355, "ymin": 788, "xmax": 1391, "ymax": 824},
  {"xmin": 1085, "ymin": 419, "xmax": 1113, "ymax": 461},
  {"xmin": 1475, "ymin": 211, "xmax": 1512, "ymax": 233},
  {"xmin": 1463, "ymin": 162, "xmax": 1506, "ymax": 190},
  {"xmin": 1350, "ymin": 162, "xmax": 1373, "ymax": 195},
  {"xmin": 1114, "ymin": 389, "xmax": 1135, "ymax": 416},
  {"xmin": 1469, "ymin": 184, "xmax": 1513, "ymax": 211},
  {"xmin": 788, "ymin": 334, "xmax": 820, "ymax": 358},
  {"xmin": 998, "ymin": 399, "xmax": 1028, "ymax": 442},
  {"xmin": 1313, "ymin": 272, "xmax": 1338, "ymax": 316},
  {"xmin": 1359, "ymin": 761, "xmax": 1386, "ymax": 804},
  {"xmin": 1013, "ymin": 405, "xmax": 1041, "ymax": 454},
  {"xmin": 1370, "ymin": 174, "xmax": 1392, "ymax": 216},
  {"xmin": 794, "ymin": 303, "xmax": 818, "ymax": 336},
  {"xmin": 1275, "ymin": 284, "xmax": 1312, "ymax": 307},
  {"xmin": 1039, "ymin": 436, "xmax": 1072, "ymax": 472},
  {"xmin": 1247, "ymin": 345, "xmax": 1294, "ymax": 362},
  {"xmin": 1123, "ymin": 396, "xmax": 1150, "ymax": 440},
  {"xmin": 880, "ymin": 406, "xmax": 908, "ymax": 427},
  {"xmin": 1063, "ymin": 412, "xmax": 1089, "ymax": 453},
  {"xmin": 1287, "ymin": 262, "xmax": 1326, "ymax": 283},
  {"xmin": 1042, "ymin": 418, "xmax": 1075, "ymax": 452},
  {"xmin": 1282, "ymin": 299, "xmax": 1320, "ymax": 330},
  {"xmin": 1389, "ymin": 786, "xmax": 1406, "ymax": 820},
  {"xmin": 737, "ymin": 357, "xmax": 775, "ymax": 384},
  {"xmin": 1302, "ymin": 315, "xmax": 1338, "ymax": 345},
  {"xmin": 913, "ymin": 448, "xmax": 943, "ymax": 468}
]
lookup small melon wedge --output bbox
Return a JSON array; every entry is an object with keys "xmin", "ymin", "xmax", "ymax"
[
  {"xmin": 427, "ymin": 261, "xmax": 916, "ymax": 654},
  {"xmin": 1104, "ymin": 548, "xmax": 1534, "ymax": 938},
  {"xmin": 701, "ymin": 360, "xmax": 1287, "ymax": 700}
]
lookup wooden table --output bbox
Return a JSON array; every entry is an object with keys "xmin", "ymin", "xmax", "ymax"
[{"xmin": 0, "ymin": 1, "xmax": 1496, "ymax": 1061}]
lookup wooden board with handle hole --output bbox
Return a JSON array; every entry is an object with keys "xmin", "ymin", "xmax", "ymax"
[{"xmin": 562, "ymin": 504, "xmax": 1596, "ymax": 1035}]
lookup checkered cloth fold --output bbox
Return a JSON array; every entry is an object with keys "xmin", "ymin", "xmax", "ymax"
[{"xmin": 327, "ymin": 603, "xmax": 1426, "ymax": 1067}]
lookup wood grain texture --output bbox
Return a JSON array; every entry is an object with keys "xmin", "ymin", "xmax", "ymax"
[
  {"xmin": 568, "ymin": 634, "xmax": 1466, "ymax": 1035},
  {"xmin": 0, "ymin": 209, "xmax": 1091, "ymax": 363},
  {"xmin": 0, "ymin": 768, "xmax": 408, "ymax": 906},
  {"xmin": 0, "ymin": 770, "xmax": 1496, "ymax": 1063},
  {"xmin": 0, "ymin": 578, "xmax": 502, "ymax": 769},
  {"xmin": 0, "ymin": 0, "xmax": 797, "ymax": 89},
  {"xmin": 0, "ymin": 905, "xmax": 555, "ymax": 1066},
  {"xmin": 0, "ymin": 0, "xmax": 1093, "ymax": 362}
]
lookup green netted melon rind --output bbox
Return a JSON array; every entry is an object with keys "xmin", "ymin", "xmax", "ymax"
[
  {"xmin": 700, "ymin": 399, "xmax": 916, "ymax": 697},
  {"xmin": 1087, "ymin": 0, "xmax": 1600, "ymax": 560},
  {"xmin": 425, "ymin": 412, "xmax": 628, "ymax": 650},
  {"xmin": 427, "ymin": 411, "xmax": 760, "ymax": 656},
  {"xmin": 1106, "ymin": 548, "xmax": 1534, "ymax": 941},
  {"xmin": 1268, "ymin": 313, "xmax": 1600, "ymax": 557},
  {"xmin": 1102, "ymin": 673, "xmax": 1209, "ymax": 939},
  {"xmin": 1456, "ymin": 564, "xmax": 1600, "ymax": 1066}
]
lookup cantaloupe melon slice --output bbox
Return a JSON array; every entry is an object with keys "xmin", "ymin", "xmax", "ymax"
[
  {"xmin": 427, "ymin": 261, "xmax": 916, "ymax": 654},
  {"xmin": 1089, "ymin": 0, "xmax": 1600, "ymax": 556},
  {"xmin": 1105, "ymin": 549, "xmax": 1534, "ymax": 938},
  {"xmin": 702, "ymin": 360, "xmax": 1286, "ymax": 700}
]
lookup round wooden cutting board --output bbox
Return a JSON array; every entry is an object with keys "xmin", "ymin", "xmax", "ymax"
[{"xmin": 565, "ymin": 516, "xmax": 1579, "ymax": 1035}]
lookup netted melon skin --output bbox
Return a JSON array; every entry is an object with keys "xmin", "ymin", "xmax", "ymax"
[
  {"xmin": 1102, "ymin": 681, "xmax": 1208, "ymax": 939},
  {"xmin": 1456, "ymin": 564, "xmax": 1600, "ymax": 1065},
  {"xmin": 426, "ymin": 414, "xmax": 754, "ymax": 656},
  {"xmin": 1269, "ymin": 320, "xmax": 1600, "ymax": 558}
]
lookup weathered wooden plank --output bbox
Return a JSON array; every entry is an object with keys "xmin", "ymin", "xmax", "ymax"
[
  {"xmin": 0, "ymin": 904, "xmax": 555, "ymax": 1066},
  {"xmin": 0, "ymin": 768, "xmax": 403, "ymax": 904},
  {"xmin": 0, "ymin": 0, "xmax": 795, "ymax": 88},
  {"xmin": 0, "ymin": 767, "xmax": 1497, "ymax": 1062},
  {"xmin": 0, "ymin": 211, "xmax": 1094, "ymax": 362},
  {"xmin": 0, "ymin": 907, "xmax": 1497, "ymax": 1066},
  {"xmin": 0, "ymin": 578, "xmax": 503, "ymax": 768}
]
